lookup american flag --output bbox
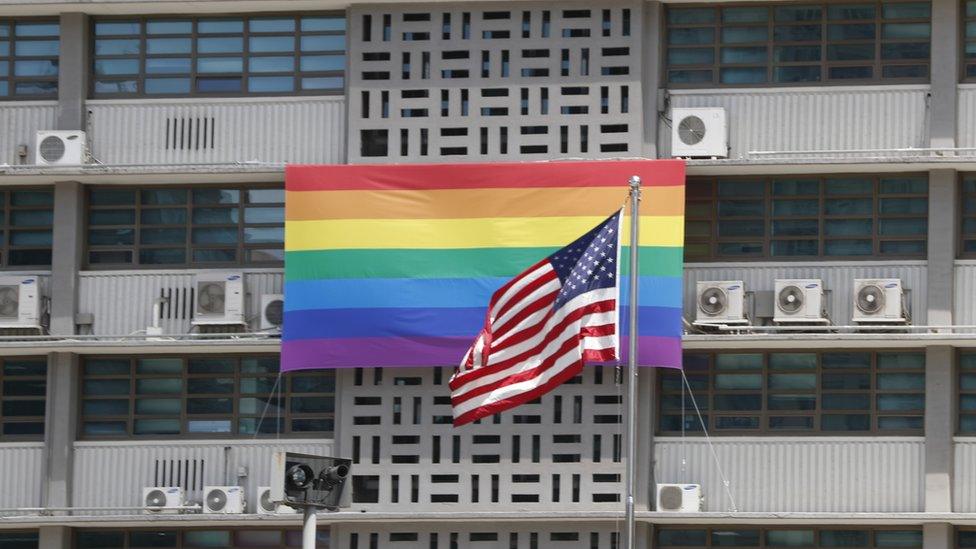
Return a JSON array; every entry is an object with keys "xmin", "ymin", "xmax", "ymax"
[{"xmin": 450, "ymin": 210, "xmax": 622, "ymax": 426}]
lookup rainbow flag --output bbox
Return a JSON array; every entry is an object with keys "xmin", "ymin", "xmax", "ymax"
[{"xmin": 282, "ymin": 160, "xmax": 685, "ymax": 372}]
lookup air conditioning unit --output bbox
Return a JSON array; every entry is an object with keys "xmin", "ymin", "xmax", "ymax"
[
  {"xmin": 35, "ymin": 130, "xmax": 86, "ymax": 166},
  {"xmin": 260, "ymin": 294, "xmax": 284, "ymax": 331},
  {"xmin": 671, "ymin": 108, "xmax": 728, "ymax": 158},
  {"xmin": 203, "ymin": 486, "xmax": 246, "ymax": 514},
  {"xmin": 191, "ymin": 272, "xmax": 245, "ymax": 326},
  {"xmin": 773, "ymin": 279, "xmax": 828, "ymax": 324},
  {"xmin": 0, "ymin": 275, "xmax": 42, "ymax": 329},
  {"xmin": 142, "ymin": 487, "xmax": 185, "ymax": 514},
  {"xmin": 694, "ymin": 281, "xmax": 747, "ymax": 326},
  {"xmin": 852, "ymin": 279, "xmax": 909, "ymax": 323},
  {"xmin": 256, "ymin": 486, "xmax": 299, "ymax": 515},
  {"xmin": 656, "ymin": 484, "xmax": 703, "ymax": 512}
]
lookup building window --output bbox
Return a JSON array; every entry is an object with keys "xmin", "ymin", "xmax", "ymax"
[
  {"xmin": 657, "ymin": 528, "xmax": 923, "ymax": 549},
  {"xmin": 963, "ymin": 2, "xmax": 976, "ymax": 78},
  {"xmin": 659, "ymin": 351, "xmax": 925, "ymax": 435},
  {"xmin": 76, "ymin": 529, "xmax": 329, "ymax": 548},
  {"xmin": 0, "ymin": 357, "xmax": 46, "ymax": 440},
  {"xmin": 0, "ymin": 189, "xmax": 54, "ymax": 268},
  {"xmin": 958, "ymin": 352, "xmax": 976, "ymax": 433},
  {"xmin": 685, "ymin": 175, "xmax": 928, "ymax": 261},
  {"xmin": 961, "ymin": 175, "xmax": 976, "ymax": 256},
  {"xmin": 959, "ymin": 529, "xmax": 976, "ymax": 549},
  {"xmin": 666, "ymin": 2, "xmax": 931, "ymax": 87},
  {"xmin": 91, "ymin": 14, "xmax": 345, "ymax": 97},
  {"xmin": 0, "ymin": 532, "xmax": 38, "ymax": 549},
  {"xmin": 80, "ymin": 356, "xmax": 334, "ymax": 438},
  {"xmin": 0, "ymin": 20, "xmax": 59, "ymax": 99},
  {"xmin": 85, "ymin": 186, "xmax": 283, "ymax": 267}
]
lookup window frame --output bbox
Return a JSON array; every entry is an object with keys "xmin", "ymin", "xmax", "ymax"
[
  {"xmin": 0, "ymin": 530, "xmax": 39, "ymax": 549},
  {"xmin": 83, "ymin": 183, "xmax": 284, "ymax": 269},
  {"xmin": 658, "ymin": 350, "xmax": 926, "ymax": 436},
  {"xmin": 962, "ymin": 1, "xmax": 976, "ymax": 81},
  {"xmin": 958, "ymin": 350, "xmax": 976, "ymax": 434},
  {"xmin": 78, "ymin": 355, "xmax": 335, "ymax": 440},
  {"xmin": 960, "ymin": 173, "xmax": 976, "ymax": 258},
  {"xmin": 685, "ymin": 174, "xmax": 929, "ymax": 262},
  {"xmin": 0, "ymin": 187, "xmax": 55, "ymax": 269},
  {"xmin": 664, "ymin": 1, "xmax": 932, "ymax": 88},
  {"xmin": 656, "ymin": 526, "xmax": 924, "ymax": 549},
  {"xmin": 89, "ymin": 12, "xmax": 346, "ymax": 99},
  {"xmin": 0, "ymin": 357, "xmax": 47, "ymax": 442},
  {"xmin": 0, "ymin": 18, "xmax": 60, "ymax": 100},
  {"xmin": 957, "ymin": 527, "xmax": 976, "ymax": 549}
]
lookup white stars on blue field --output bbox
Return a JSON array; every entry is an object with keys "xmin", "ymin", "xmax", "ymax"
[{"xmin": 548, "ymin": 211, "xmax": 621, "ymax": 310}]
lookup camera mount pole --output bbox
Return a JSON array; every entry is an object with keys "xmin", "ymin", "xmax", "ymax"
[{"xmin": 303, "ymin": 505, "xmax": 317, "ymax": 549}]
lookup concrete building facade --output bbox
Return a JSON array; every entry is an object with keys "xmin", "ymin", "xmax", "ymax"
[{"xmin": 0, "ymin": 0, "xmax": 974, "ymax": 548}]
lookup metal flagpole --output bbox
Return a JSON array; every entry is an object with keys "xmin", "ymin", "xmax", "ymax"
[{"xmin": 624, "ymin": 175, "xmax": 641, "ymax": 549}]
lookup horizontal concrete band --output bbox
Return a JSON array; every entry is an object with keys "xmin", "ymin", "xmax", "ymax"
[{"xmin": 2, "ymin": 511, "xmax": 976, "ymax": 528}]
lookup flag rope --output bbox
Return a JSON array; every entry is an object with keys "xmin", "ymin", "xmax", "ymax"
[
  {"xmin": 681, "ymin": 370, "xmax": 687, "ymax": 485},
  {"xmin": 253, "ymin": 371, "xmax": 284, "ymax": 439},
  {"xmin": 681, "ymin": 369, "xmax": 738, "ymax": 513}
]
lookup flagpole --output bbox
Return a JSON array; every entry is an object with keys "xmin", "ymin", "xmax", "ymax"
[{"xmin": 624, "ymin": 175, "xmax": 641, "ymax": 549}]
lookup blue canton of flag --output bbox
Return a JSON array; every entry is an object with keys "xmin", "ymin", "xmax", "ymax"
[{"xmin": 551, "ymin": 211, "xmax": 621, "ymax": 309}]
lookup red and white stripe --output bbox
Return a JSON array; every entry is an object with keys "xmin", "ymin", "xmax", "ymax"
[{"xmin": 450, "ymin": 262, "xmax": 617, "ymax": 426}]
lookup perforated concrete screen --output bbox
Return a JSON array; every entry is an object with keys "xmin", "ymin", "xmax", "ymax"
[
  {"xmin": 338, "ymin": 366, "xmax": 626, "ymax": 511},
  {"xmin": 347, "ymin": 3, "xmax": 643, "ymax": 162},
  {"xmin": 335, "ymin": 522, "xmax": 622, "ymax": 548}
]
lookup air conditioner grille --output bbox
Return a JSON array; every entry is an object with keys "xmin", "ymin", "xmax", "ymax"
[
  {"xmin": 777, "ymin": 285, "xmax": 804, "ymax": 313},
  {"xmin": 197, "ymin": 282, "xmax": 226, "ymax": 314},
  {"xmin": 698, "ymin": 287, "xmax": 727, "ymax": 315},
  {"xmin": 206, "ymin": 489, "xmax": 227, "ymax": 511},
  {"xmin": 856, "ymin": 285, "xmax": 885, "ymax": 314},
  {"xmin": 39, "ymin": 135, "xmax": 65, "ymax": 162},
  {"xmin": 145, "ymin": 489, "xmax": 167, "ymax": 509},
  {"xmin": 678, "ymin": 115, "xmax": 706, "ymax": 145},
  {"xmin": 264, "ymin": 299, "xmax": 284, "ymax": 326},
  {"xmin": 260, "ymin": 489, "xmax": 275, "ymax": 512},
  {"xmin": 0, "ymin": 285, "xmax": 18, "ymax": 318},
  {"xmin": 659, "ymin": 485, "xmax": 683, "ymax": 510}
]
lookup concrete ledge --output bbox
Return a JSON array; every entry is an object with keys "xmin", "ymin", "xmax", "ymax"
[
  {"xmin": 0, "ymin": 338, "xmax": 281, "ymax": 355},
  {"xmin": 685, "ymin": 156, "xmax": 976, "ymax": 176},
  {"xmin": 6, "ymin": 332, "xmax": 976, "ymax": 355},
  {"xmin": 684, "ymin": 333, "xmax": 976, "ymax": 349},
  {"xmin": 6, "ymin": 511, "xmax": 976, "ymax": 529}
]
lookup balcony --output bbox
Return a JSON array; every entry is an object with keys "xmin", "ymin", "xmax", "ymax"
[
  {"xmin": 71, "ymin": 438, "xmax": 332, "ymax": 515},
  {"xmin": 86, "ymin": 96, "xmax": 345, "ymax": 166},
  {"xmin": 654, "ymin": 437, "xmax": 924, "ymax": 512},
  {"xmin": 684, "ymin": 261, "xmax": 928, "ymax": 328},
  {"xmin": 661, "ymin": 85, "xmax": 930, "ymax": 162},
  {"xmin": 0, "ymin": 101, "xmax": 57, "ymax": 165},
  {"xmin": 0, "ymin": 443, "xmax": 44, "ymax": 509},
  {"xmin": 76, "ymin": 268, "xmax": 282, "ymax": 336}
]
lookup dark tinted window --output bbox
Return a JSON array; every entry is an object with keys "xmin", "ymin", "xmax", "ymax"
[
  {"xmin": 686, "ymin": 175, "xmax": 928, "ymax": 261},
  {"xmin": 80, "ymin": 356, "xmax": 333, "ymax": 438},
  {"xmin": 0, "ymin": 20, "xmax": 59, "ymax": 99},
  {"xmin": 666, "ymin": 2, "xmax": 930, "ymax": 86},
  {"xmin": 659, "ymin": 352, "xmax": 924, "ymax": 434},
  {"xmin": 92, "ymin": 14, "xmax": 344, "ymax": 97}
]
